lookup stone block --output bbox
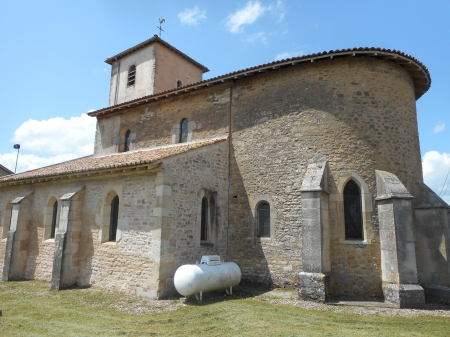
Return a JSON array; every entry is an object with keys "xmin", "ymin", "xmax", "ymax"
[
  {"xmin": 423, "ymin": 284, "xmax": 450, "ymax": 305},
  {"xmin": 382, "ymin": 283, "xmax": 425, "ymax": 308},
  {"xmin": 298, "ymin": 272, "xmax": 330, "ymax": 302}
]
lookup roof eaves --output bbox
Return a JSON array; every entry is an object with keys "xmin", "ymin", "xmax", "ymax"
[
  {"xmin": 90, "ymin": 47, "xmax": 431, "ymax": 117},
  {"xmin": 104, "ymin": 35, "xmax": 209, "ymax": 73},
  {"xmin": 0, "ymin": 138, "xmax": 227, "ymax": 186}
]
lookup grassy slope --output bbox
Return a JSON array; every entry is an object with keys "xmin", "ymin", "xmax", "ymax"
[{"xmin": 0, "ymin": 281, "xmax": 449, "ymax": 337}]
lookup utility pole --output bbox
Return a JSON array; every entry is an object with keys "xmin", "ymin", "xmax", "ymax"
[{"xmin": 13, "ymin": 144, "xmax": 20, "ymax": 173}]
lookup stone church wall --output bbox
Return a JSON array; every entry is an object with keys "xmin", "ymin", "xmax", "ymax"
[
  {"xmin": 1, "ymin": 54, "xmax": 431, "ymax": 300},
  {"xmin": 94, "ymin": 84, "xmax": 231, "ymax": 156},
  {"xmin": 156, "ymin": 140, "xmax": 229, "ymax": 295},
  {"xmin": 0, "ymin": 172, "xmax": 162, "ymax": 296},
  {"xmin": 228, "ymin": 56, "xmax": 422, "ymax": 297}
]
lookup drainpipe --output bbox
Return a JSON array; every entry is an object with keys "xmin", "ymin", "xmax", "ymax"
[
  {"xmin": 226, "ymin": 82, "xmax": 233, "ymax": 262},
  {"xmin": 114, "ymin": 57, "xmax": 120, "ymax": 105}
]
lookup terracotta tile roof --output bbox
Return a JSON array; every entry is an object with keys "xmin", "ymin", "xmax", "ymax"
[
  {"xmin": 90, "ymin": 47, "xmax": 431, "ymax": 118},
  {"xmin": 105, "ymin": 35, "xmax": 209, "ymax": 73},
  {"xmin": 0, "ymin": 138, "xmax": 227, "ymax": 184}
]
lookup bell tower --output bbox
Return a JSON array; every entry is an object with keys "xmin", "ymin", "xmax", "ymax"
[{"xmin": 105, "ymin": 35, "xmax": 209, "ymax": 106}]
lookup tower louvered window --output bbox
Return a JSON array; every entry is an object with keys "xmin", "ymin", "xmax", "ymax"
[{"xmin": 127, "ymin": 65, "xmax": 136, "ymax": 87}]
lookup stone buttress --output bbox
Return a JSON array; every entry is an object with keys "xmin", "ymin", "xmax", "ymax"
[{"xmin": 299, "ymin": 162, "xmax": 331, "ymax": 302}]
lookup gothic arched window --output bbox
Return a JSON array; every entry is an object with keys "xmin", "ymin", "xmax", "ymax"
[
  {"xmin": 127, "ymin": 65, "xmax": 136, "ymax": 87},
  {"xmin": 50, "ymin": 201, "xmax": 58, "ymax": 239},
  {"xmin": 201, "ymin": 197, "xmax": 208, "ymax": 241},
  {"xmin": 109, "ymin": 196, "xmax": 119, "ymax": 241},
  {"xmin": 257, "ymin": 202, "xmax": 270, "ymax": 238},
  {"xmin": 343, "ymin": 180, "xmax": 363, "ymax": 240},
  {"xmin": 180, "ymin": 118, "xmax": 188, "ymax": 143}
]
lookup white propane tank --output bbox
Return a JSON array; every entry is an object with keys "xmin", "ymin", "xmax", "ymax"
[{"xmin": 174, "ymin": 256, "xmax": 241, "ymax": 297}]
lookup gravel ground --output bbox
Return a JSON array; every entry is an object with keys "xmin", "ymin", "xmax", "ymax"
[{"xmin": 76, "ymin": 285, "xmax": 450, "ymax": 318}]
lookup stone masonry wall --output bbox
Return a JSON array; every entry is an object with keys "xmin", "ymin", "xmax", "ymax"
[
  {"xmin": 157, "ymin": 141, "xmax": 229, "ymax": 294},
  {"xmin": 0, "ymin": 172, "xmax": 162, "ymax": 297},
  {"xmin": 95, "ymin": 84, "xmax": 231, "ymax": 156},
  {"xmin": 228, "ymin": 56, "xmax": 421, "ymax": 296}
]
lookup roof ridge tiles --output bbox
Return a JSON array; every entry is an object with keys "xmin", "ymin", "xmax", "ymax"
[
  {"xmin": 105, "ymin": 35, "xmax": 209, "ymax": 73},
  {"xmin": 89, "ymin": 47, "xmax": 431, "ymax": 117},
  {"xmin": 0, "ymin": 138, "xmax": 227, "ymax": 185}
]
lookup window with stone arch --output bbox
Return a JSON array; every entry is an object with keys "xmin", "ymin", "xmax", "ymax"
[
  {"xmin": 199, "ymin": 191, "xmax": 217, "ymax": 244},
  {"xmin": 257, "ymin": 201, "xmax": 271, "ymax": 238},
  {"xmin": 109, "ymin": 196, "xmax": 119, "ymax": 242},
  {"xmin": 101, "ymin": 191, "xmax": 120, "ymax": 243},
  {"xmin": 119, "ymin": 126, "xmax": 131, "ymax": 152},
  {"xmin": 180, "ymin": 118, "xmax": 189, "ymax": 143},
  {"xmin": 201, "ymin": 197, "xmax": 208, "ymax": 241},
  {"xmin": 1, "ymin": 201, "xmax": 13, "ymax": 239},
  {"xmin": 50, "ymin": 200, "xmax": 58, "ymax": 239},
  {"xmin": 176, "ymin": 79, "xmax": 183, "ymax": 88},
  {"xmin": 127, "ymin": 65, "xmax": 136, "ymax": 87},
  {"xmin": 43, "ymin": 196, "xmax": 59, "ymax": 241},
  {"xmin": 343, "ymin": 180, "xmax": 363, "ymax": 240}
]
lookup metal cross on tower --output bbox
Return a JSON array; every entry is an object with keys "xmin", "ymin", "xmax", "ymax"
[{"xmin": 157, "ymin": 18, "xmax": 165, "ymax": 37}]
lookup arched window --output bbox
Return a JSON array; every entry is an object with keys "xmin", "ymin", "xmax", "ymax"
[
  {"xmin": 201, "ymin": 197, "xmax": 208, "ymax": 241},
  {"xmin": 50, "ymin": 201, "xmax": 58, "ymax": 239},
  {"xmin": 177, "ymin": 80, "xmax": 183, "ymax": 88},
  {"xmin": 180, "ymin": 118, "xmax": 188, "ymax": 143},
  {"xmin": 257, "ymin": 202, "xmax": 270, "ymax": 237},
  {"xmin": 124, "ymin": 129, "xmax": 131, "ymax": 152},
  {"xmin": 109, "ymin": 196, "xmax": 119, "ymax": 241},
  {"xmin": 343, "ymin": 180, "xmax": 363, "ymax": 240},
  {"xmin": 127, "ymin": 65, "xmax": 136, "ymax": 87}
]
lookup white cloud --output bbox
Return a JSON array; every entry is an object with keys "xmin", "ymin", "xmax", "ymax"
[
  {"xmin": 433, "ymin": 121, "xmax": 446, "ymax": 133},
  {"xmin": 274, "ymin": 51, "xmax": 304, "ymax": 61},
  {"xmin": 422, "ymin": 150, "xmax": 450, "ymax": 204},
  {"xmin": 226, "ymin": 1, "xmax": 270, "ymax": 33},
  {"xmin": 275, "ymin": 0, "xmax": 285, "ymax": 21},
  {"xmin": 178, "ymin": 7, "xmax": 206, "ymax": 26},
  {"xmin": 243, "ymin": 32, "xmax": 268, "ymax": 44},
  {"xmin": 0, "ymin": 113, "xmax": 96, "ymax": 174},
  {"xmin": 0, "ymin": 153, "xmax": 81, "ymax": 175}
]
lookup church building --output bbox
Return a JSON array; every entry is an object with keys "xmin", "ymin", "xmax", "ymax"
[{"xmin": 1, "ymin": 35, "xmax": 449, "ymax": 308}]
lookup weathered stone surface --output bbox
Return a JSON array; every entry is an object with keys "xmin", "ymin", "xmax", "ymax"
[
  {"xmin": 383, "ymin": 283, "xmax": 425, "ymax": 308},
  {"xmin": 1, "ymin": 50, "xmax": 447, "ymax": 304},
  {"xmin": 298, "ymin": 272, "xmax": 330, "ymax": 302},
  {"xmin": 422, "ymin": 284, "xmax": 450, "ymax": 305}
]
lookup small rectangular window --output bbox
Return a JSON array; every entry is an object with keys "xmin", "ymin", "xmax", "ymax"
[{"xmin": 127, "ymin": 66, "xmax": 136, "ymax": 87}]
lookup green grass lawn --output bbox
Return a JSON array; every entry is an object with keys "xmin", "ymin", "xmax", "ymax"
[{"xmin": 0, "ymin": 281, "xmax": 449, "ymax": 336}]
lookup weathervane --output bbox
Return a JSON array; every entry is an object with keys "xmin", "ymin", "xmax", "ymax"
[{"xmin": 157, "ymin": 18, "xmax": 165, "ymax": 37}]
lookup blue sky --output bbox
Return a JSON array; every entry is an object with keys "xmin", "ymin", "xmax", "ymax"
[{"xmin": 0, "ymin": 1, "xmax": 449, "ymax": 202}]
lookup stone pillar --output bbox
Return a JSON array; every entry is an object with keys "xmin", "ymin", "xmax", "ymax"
[
  {"xmin": 413, "ymin": 180, "xmax": 450, "ymax": 305},
  {"xmin": 152, "ymin": 169, "xmax": 174, "ymax": 299},
  {"xmin": 299, "ymin": 162, "xmax": 331, "ymax": 302},
  {"xmin": 51, "ymin": 187, "xmax": 84, "ymax": 290},
  {"xmin": 2, "ymin": 191, "xmax": 33, "ymax": 281},
  {"xmin": 375, "ymin": 170, "xmax": 424, "ymax": 308}
]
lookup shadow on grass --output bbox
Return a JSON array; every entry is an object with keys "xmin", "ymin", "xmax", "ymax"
[{"xmin": 182, "ymin": 281, "xmax": 281, "ymax": 306}]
